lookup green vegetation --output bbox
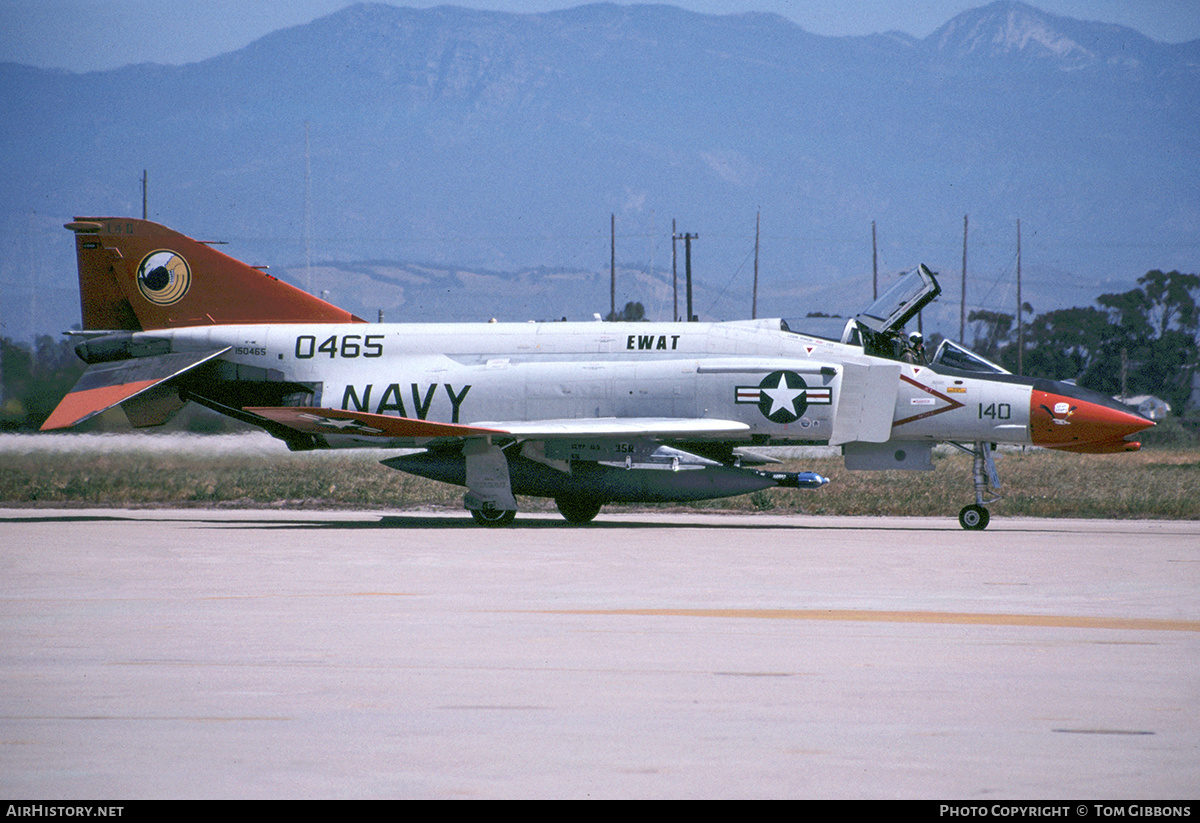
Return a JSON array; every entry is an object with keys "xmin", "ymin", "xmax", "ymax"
[
  {"xmin": 2, "ymin": 442, "xmax": 1197, "ymax": 520},
  {"xmin": 605, "ymin": 301, "xmax": 646, "ymax": 322},
  {"xmin": 1, "ymin": 335, "xmax": 249, "ymax": 434},
  {"xmin": 1, "ymin": 336, "xmax": 85, "ymax": 431},
  {"xmin": 967, "ymin": 270, "xmax": 1200, "ymax": 412}
]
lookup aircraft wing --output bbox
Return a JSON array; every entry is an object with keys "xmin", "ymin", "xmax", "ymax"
[
  {"xmin": 245, "ymin": 407, "xmax": 749, "ymax": 442},
  {"xmin": 41, "ymin": 348, "xmax": 231, "ymax": 431},
  {"xmin": 245, "ymin": 407, "xmax": 508, "ymax": 440},
  {"xmin": 469, "ymin": 417, "xmax": 751, "ymax": 438}
]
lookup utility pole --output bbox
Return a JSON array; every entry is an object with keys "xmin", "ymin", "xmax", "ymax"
[
  {"xmin": 610, "ymin": 213, "xmax": 615, "ymax": 320},
  {"xmin": 691, "ymin": 233, "xmax": 700, "ymax": 323},
  {"xmin": 1120, "ymin": 347, "xmax": 1129, "ymax": 399},
  {"xmin": 752, "ymin": 211, "xmax": 760, "ymax": 319},
  {"xmin": 871, "ymin": 220, "xmax": 878, "ymax": 300},
  {"xmin": 304, "ymin": 122, "xmax": 313, "ymax": 295},
  {"xmin": 141, "ymin": 170, "xmax": 148, "ymax": 220},
  {"xmin": 676, "ymin": 232, "xmax": 698, "ymax": 321},
  {"xmin": 1016, "ymin": 219, "xmax": 1023, "ymax": 375},
  {"xmin": 960, "ymin": 214, "xmax": 968, "ymax": 344},
  {"xmin": 671, "ymin": 219, "xmax": 678, "ymax": 322}
]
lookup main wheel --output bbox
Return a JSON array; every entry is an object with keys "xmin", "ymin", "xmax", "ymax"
[
  {"xmin": 470, "ymin": 505, "xmax": 517, "ymax": 527},
  {"xmin": 958, "ymin": 504, "xmax": 990, "ymax": 531},
  {"xmin": 555, "ymin": 495, "xmax": 603, "ymax": 524}
]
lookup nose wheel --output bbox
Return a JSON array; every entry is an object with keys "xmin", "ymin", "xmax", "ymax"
[
  {"xmin": 958, "ymin": 503, "xmax": 990, "ymax": 530},
  {"xmin": 952, "ymin": 441, "xmax": 1001, "ymax": 530}
]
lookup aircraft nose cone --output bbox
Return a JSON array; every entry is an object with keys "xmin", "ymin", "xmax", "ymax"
[{"xmin": 1031, "ymin": 382, "xmax": 1155, "ymax": 453}]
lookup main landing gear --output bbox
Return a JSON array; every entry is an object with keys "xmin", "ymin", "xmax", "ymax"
[
  {"xmin": 469, "ymin": 503, "xmax": 517, "ymax": 527},
  {"xmin": 468, "ymin": 498, "xmax": 605, "ymax": 526},
  {"xmin": 555, "ymin": 495, "xmax": 604, "ymax": 524},
  {"xmin": 953, "ymin": 441, "xmax": 1001, "ymax": 531}
]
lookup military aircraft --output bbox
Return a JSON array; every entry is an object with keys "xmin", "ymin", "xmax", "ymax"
[{"xmin": 42, "ymin": 217, "xmax": 1154, "ymax": 529}]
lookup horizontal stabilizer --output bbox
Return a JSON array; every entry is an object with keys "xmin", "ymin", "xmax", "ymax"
[
  {"xmin": 40, "ymin": 348, "xmax": 230, "ymax": 431},
  {"xmin": 245, "ymin": 407, "xmax": 507, "ymax": 440}
]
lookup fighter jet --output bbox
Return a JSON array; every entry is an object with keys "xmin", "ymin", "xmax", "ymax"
[{"xmin": 42, "ymin": 218, "xmax": 1154, "ymax": 529}]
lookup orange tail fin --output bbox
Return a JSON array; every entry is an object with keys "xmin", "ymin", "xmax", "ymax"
[{"xmin": 66, "ymin": 217, "xmax": 364, "ymax": 331}]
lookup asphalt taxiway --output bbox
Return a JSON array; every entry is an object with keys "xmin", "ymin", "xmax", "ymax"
[{"xmin": 1, "ymin": 508, "xmax": 1197, "ymax": 798}]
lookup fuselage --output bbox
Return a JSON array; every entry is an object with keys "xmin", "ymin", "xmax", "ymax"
[{"xmin": 113, "ymin": 317, "xmax": 1148, "ymax": 452}]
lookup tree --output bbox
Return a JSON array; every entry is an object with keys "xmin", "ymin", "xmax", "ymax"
[
  {"xmin": 1015, "ymin": 306, "xmax": 1110, "ymax": 381},
  {"xmin": 1086, "ymin": 271, "xmax": 1200, "ymax": 408},
  {"xmin": 1, "ymin": 335, "xmax": 85, "ymax": 431},
  {"xmin": 967, "ymin": 309, "xmax": 1014, "ymax": 362},
  {"xmin": 992, "ymin": 270, "xmax": 1199, "ymax": 411},
  {"xmin": 1137, "ymin": 270, "xmax": 1200, "ymax": 338},
  {"xmin": 606, "ymin": 301, "xmax": 646, "ymax": 322}
]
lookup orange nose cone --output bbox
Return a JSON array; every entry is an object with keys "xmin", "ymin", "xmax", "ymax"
[{"xmin": 1031, "ymin": 386, "xmax": 1155, "ymax": 450}]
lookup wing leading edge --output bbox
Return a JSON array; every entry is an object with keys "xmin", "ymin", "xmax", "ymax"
[{"xmin": 246, "ymin": 406, "xmax": 751, "ymax": 443}]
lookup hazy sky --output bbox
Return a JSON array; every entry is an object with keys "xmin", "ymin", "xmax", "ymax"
[{"xmin": 3, "ymin": 1, "xmax": 1199, "ymax": 72}]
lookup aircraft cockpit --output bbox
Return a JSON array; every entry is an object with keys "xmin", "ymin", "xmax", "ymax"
[
  {"xmin": 845, "ymin": 264, "xmax": 941, "ymax": 362},
  {"xmin": 784, "ymin": 264, "xmax": 1011, "ymax": 372},
  {"xmin": 928, "ymin": 339, "xmax": 1009, "ymax": 374}
]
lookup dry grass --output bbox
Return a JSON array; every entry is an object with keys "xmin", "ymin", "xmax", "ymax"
[
  {"xmin": 2, "ymin": 435, "xmax": 1197, "ymax": 519},
  {"xmin": 756, "ymin": 449, "xmax": 1200, "ymax": 520}
]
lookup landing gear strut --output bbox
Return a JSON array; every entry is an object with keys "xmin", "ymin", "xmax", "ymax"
[
  {"xmin": 464, "ymin": 439, "xmax": 518, "ymax": 527},
  {"xmin": 953, "ymin": 441, "xmax": 1001, "ymax": 530}
]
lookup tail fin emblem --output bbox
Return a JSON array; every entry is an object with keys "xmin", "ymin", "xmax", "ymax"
[{"xmin": 136, "ymin": 250, "xmax": 191, "ymax": 306}]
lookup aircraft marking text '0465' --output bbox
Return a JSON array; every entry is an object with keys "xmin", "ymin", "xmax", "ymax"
[{"xmin": 42, "ymin": 218, "xmax": 1155, "ymax": 529}]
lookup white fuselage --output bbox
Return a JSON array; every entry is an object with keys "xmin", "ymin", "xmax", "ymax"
[{"xmin": 157, "ymin": 318, "xmax": 1036, "ymax": 448}]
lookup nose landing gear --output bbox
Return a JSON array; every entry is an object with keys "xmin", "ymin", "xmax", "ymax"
[{"xmin": 953, "ymin": 441, "xmax": 1001, "ymax": 530}]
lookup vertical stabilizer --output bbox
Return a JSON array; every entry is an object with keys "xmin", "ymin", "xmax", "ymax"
[{"xmin": 65, "ymin": 217, "xmax": 364, "ymax": 331}]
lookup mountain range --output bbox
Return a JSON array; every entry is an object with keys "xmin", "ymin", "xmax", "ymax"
[{"xmin": 1, "ymin": 1, "xmax": 1196, "ymax": 342}]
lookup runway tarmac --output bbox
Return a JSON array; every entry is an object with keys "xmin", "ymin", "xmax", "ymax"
[{"xmin": 1, "ymin": 508, "xmax": 1197, "ymax": 798}]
